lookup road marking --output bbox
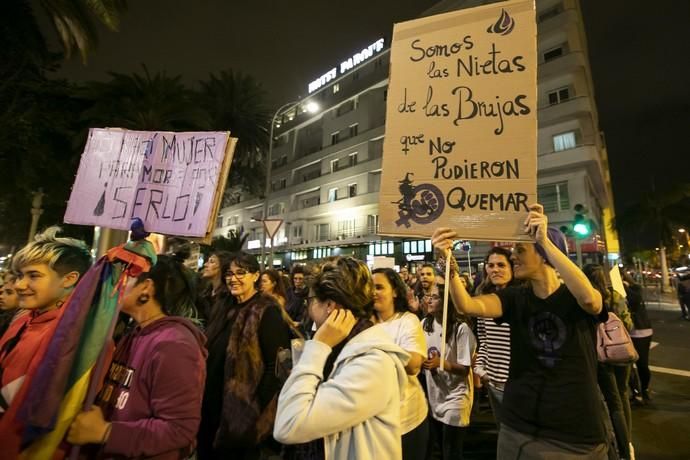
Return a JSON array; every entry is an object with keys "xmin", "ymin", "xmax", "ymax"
[{"xmin": 650, "ymin": 365, "xmax": 690, "ymax": 378}]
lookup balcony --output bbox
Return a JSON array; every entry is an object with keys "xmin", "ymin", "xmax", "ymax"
[
  {"xmin": 538, "ymin": 96, "xmax": 594, "ymax": 127},
  {"xmin": 538, "ymin": 143, "xmax": 606, "ymax": 196},
  {"xmin": 538, "ymin": 51, "xmax": 587, "ymax": 79}
]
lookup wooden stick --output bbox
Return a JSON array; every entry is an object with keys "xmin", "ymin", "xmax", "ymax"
[{"xmin": 440, "ymin": 249, "xmax": 451, "ymax": 371}]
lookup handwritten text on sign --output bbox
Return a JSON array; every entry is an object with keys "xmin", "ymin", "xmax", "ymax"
[
  {"xmin": 378, "ymin": 0, "xmax": 537, "ymax": 241},
  {"xmin": 65, "ymin": 128, "xmax": 230, "ymax": 237}
]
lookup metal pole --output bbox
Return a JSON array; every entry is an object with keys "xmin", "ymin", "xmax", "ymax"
[{"xmin": 261, "ymin": 101, "xmax": 296, "ymax": 271}]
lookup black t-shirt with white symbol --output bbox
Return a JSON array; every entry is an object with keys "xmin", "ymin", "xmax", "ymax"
[{"xmin": 496, "ymin": 284, "xmax": 607, "ymax": 444}]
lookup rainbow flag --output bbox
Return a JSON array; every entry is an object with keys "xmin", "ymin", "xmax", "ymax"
[{"xmin": 2, "ymin": 239, "xmax": 156, "ymax": 459}]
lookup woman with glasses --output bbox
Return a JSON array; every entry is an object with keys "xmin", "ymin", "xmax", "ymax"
[
  {"xmin": 197, "ymin": 252, "xmax": 292, "ymax": 460},
  {"xmin": 274, "ymin": 256, "xmax": 410, "ymax": 459},
  {"xmin": 422, "ymin": 285, "xmax": 476, "ymax": 460}
]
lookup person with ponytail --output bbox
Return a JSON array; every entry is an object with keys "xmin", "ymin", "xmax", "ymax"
[{"xmin": 67, "ymin": 255, "xmax": 207, "ymax": 459}]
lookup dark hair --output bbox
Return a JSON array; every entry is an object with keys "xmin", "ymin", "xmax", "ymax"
[
  {"xmin": 476, "ymin": 247, "xmax": 514, "ymax": 295},
  {"xmin": 229, "ymin": 252, "xmax": 260, "ymax": 273},
  {"xmin": 422, "ymin": 284, "xmax": 464, "ymax": 344},
  {"xmin": 421, "ymin": 263, "xmax": 436, "ymax": 274},
  {"xmin": 138, "ymin": 255, "xmax": 198, "ymax": 319},
  {"xmin": 211, "ymin": 250, "xmax": 234, "ymax": 278},
  {"xmin": 262, "ymin": 269, "xmax": 287, "ymax": 300},
  {"xmin": 291, "ymin": 265, "xmax": 306, "ymax": 278},
  {"xmin": 310, "ymin": 256, "xmax": 373, "ymax": 319},
  {"xmin": 372, "ymin": 268, "xmax": 410, "ymax": 314},
  {"xmin": 583, "ymin": 263, "xmax": 609, "ymax": 306}
]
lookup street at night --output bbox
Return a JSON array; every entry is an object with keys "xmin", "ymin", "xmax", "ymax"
[{"xmin": 1, "ymin": 1, "xmax": 689, "ymax": 459}]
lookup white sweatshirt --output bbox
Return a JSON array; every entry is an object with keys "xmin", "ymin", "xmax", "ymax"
[{"xmin": 274, "ymin": 324, "xmax": 410, "ymax": 460}]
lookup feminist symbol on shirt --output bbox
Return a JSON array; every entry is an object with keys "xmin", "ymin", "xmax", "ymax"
[{"xmin": 528, "ymin": 312, "xmax": 567, "ymax": 368}]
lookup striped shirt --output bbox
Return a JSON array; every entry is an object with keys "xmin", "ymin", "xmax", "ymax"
[{"xmin": 474, "ymin": 317, "xmax": 511, "ymax": 386}]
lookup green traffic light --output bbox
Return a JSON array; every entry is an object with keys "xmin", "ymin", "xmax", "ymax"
[{"xmin": 574, "ymin": 222, "xmax": 590, "ymax": 236}]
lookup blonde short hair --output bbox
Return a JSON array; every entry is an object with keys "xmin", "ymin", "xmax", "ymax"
[{"xmin": 12, "ymin": 226, "xmax": 91, "ymax": 277}]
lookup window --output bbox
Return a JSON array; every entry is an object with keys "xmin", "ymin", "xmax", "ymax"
[
  {"xmin": 331, "ymin": 159, "xmax": 339, "ymax": 173},
  {"xmin": 337, "ymin": 219, "xmax": 356, "ymax": 238},
  {"xmin": 348, "ymin": 183, "xmax": 358, "ymax": 198},
  {"xmin": 333, "ymin": 83, "xmax": 340, "ymax": 94},
  {"xmin": 216, "ymin": 216, "xmax": 224, "ymax": 228},
  {"xmin": 271, "ymin": 178, "xmax": 287, "ymax": 192},
  {"xmin": 268, "ymin": 203, "xmax": 284, "ymax": 216},
  {"xmin": 367, "ymin": 214, "xmax": 379, "ymax": 234},
  {"xmin": 538, "ymin": 3, "xmax": 563, "ymax": 22},
  {"xmin": 229, "ymin": 215, "xmax": 239, "ymax": 225},
  {"xmin": 313, "ymin": 247, "xmax": 332, "ymax": 259},
  {"xmin": 369, "ymin": 241, "xmax": 395, "ymax": 256},
  {"xmin": 543, "ymin": 46, "xmax": 564, "ymax": 62},
  {"xmin": 301, "ymin": 196, "xmax": 320, "ymax": 208},
  {"xmin": 331, "ymin": 131, "xmax": 340, "ymax": 145},
  {"xmin": 316, "ymin": 223, "xmax": 330, "ymax": 241},
  {"xmin": 553, "ymin": 131, "xmax": 577, "ymax": 151},
  {"xmin": 538, "ymin": 182, "xmax": 570, "ymax": 212},
  {"xmin": 548, "ymin": 87, "xmax": 570, "ymax": 105},
  {"xmin": 292, "ymin": 225, "xmax": 303, "ymax": 238},
  {"xmin": 328, "ymin": 187, "xmax": 338, "ymax": 202},
  {"xmin": 349, "ymin": 123, "xmax": 358, "ymax": 138},
  {"xmin": 281, "ymin": 108, "xmax": 296, "ymax": 124},
  {"xmin": 337, "ymin": 100, "xmax": 355, "ymax": 117},
  {"xmin": 349, "ymin": 152, "xmax": 358, "ymax": 167}
]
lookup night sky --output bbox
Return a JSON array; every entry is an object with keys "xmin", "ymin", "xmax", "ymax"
[{"xmin": 54, "ymin": 0, "xmax": 690, "ymax": 250}]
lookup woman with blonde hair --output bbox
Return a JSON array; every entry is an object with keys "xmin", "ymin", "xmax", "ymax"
[{"xmin": 274, "ymin": 256, "xmax": 409, "ymax": 459}]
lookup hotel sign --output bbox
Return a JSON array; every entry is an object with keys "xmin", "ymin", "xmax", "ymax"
[{"xmin": 308, "ymin": 38, "xmax": 386, "ymax": 93}]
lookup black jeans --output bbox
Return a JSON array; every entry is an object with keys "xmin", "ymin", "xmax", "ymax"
[
  {"xmin": 402, "ymin": 416, "xmax": 429, "ymax": 460},
  {"xmin": 632, "ymin": 335, "xmax": 652, "ymax": 394},
  {"xmin": 429, "ymin": 417, "xmax": 467, "ymax": 460},
  {"xmin": 597, "ymin": 363, "xmax": 632, "ymax": 458}
]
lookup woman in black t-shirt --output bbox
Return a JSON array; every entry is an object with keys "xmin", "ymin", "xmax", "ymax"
[{"xmin": 432, "ymin": 204, "xmax": 608, "ymax": 460}]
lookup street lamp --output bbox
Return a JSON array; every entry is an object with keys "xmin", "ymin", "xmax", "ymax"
[{"xmin": 260, "ymin": 100, "xmax": 319, "ymax": 270}]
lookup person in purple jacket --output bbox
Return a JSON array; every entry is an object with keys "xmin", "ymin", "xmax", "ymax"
[{"xmin": 67, "ymin": 255, "xmax": 207, "ymax": 459}]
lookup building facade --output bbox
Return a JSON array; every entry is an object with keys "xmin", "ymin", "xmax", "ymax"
[{"xmin": 214, "ymin": 0, "xmax": 619, "ymax": 269}]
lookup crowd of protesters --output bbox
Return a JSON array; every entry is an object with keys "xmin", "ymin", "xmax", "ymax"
[{"xmin": 0, "ymin": 204, "xmax": 656, "ymax": 459}]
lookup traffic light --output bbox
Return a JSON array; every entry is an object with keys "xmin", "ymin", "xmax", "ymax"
[{"xmin": 573, "ymin": 204, "xmax": 592, "ymax": 238}]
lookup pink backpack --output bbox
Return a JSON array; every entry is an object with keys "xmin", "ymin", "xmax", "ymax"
[{"xmin": 596, "ymin": 312, "xmax": 639, "ymax": 364}]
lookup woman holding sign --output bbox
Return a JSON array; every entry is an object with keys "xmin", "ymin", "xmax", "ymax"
[{"xmin": 431, "ymin": 204, "xmax": 609, "ymax": 460}]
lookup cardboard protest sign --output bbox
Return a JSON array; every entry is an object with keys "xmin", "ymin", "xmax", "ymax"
[
  {"xmin": 65, "ymin": 128, "xmax": 236, "ymax": 239},
  {"xmin": 379, "ymin": 0, "xmax": 537, "ymax": 241}
]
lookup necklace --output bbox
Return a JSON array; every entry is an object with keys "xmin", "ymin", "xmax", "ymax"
[{"xmin": 138, "ymin": 313, "xmax": 166, "ymax": 328}]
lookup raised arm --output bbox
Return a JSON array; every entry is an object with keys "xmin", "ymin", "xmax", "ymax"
[
  {"xmin": 431, "ymin": 229, "xmax": 503, "ymax": 318},
  {"xmin": 524, "ymin": 204, "xmax": 603, "ymax": 315}
]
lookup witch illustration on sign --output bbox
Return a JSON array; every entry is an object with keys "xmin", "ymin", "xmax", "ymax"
[{"xmin": 394, "ymin": 173, "xmax": 445, "ymax": 228}]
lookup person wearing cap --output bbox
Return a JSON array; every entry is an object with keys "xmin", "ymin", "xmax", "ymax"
[{"xmin": 432, "ymin": 204, "xmax": 608, "ymax": 459}]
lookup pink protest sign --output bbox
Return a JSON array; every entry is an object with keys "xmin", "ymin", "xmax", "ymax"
[{"xmin": 65, "ymin": 128, "xmax": 235, "ymax": 237}]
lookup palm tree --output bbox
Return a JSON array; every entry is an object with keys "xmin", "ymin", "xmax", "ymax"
[
  {"xmin": 615, "ymin": 182, "xmax": 690, "ymax": 291},
  {"xmin": 78, "ymin": 66, "xmax": 207, "ymax": 131},
  {"xmin": 198, "ymin": 70, "xmax": 270, "ymax": 195}
]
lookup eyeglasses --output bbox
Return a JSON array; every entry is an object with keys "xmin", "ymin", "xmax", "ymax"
[{"xmin": 225, "ymin": 269, "xmax": 249, "ymax": 279}]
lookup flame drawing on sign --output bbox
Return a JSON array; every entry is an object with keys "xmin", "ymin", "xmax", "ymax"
[
  {"xmin": 487, "ymin": 9, "xmax": 515, "ymax": 36},
  {"xmin": 394, "ymin": 173, "xmax": 445, "ymax": 228}
]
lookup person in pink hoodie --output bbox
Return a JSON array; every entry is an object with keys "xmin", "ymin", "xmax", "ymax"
[{"xmin": 67, "ymin": 255, "xmax": 207, "ymax": 459}]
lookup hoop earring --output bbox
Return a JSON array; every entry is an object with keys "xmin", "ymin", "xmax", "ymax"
[{"xmin": 137, "ymin": 294, "xmax": 150, "ymax": 305}]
